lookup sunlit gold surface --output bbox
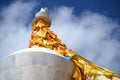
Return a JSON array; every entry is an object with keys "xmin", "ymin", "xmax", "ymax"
[
  {"xmin": 29, "ymin": 16, "xmax": 120, "ymax": 80},
  {"xmin": 72, "ymin": 54, "xmax": 119, "ymax": 80}
]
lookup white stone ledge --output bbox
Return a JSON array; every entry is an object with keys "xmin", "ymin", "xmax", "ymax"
[
  {"xmin": 11, "ymin": 47, "xmax": 65, "ymax": 59},
  {"xmin": 0, "ymin": 48, "xmax": 74, "ymax": 80}
]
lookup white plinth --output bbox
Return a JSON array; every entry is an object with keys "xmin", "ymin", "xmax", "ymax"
[{"xmin": 0, "ymin": 48, "xmax": 74, "ymax": 80}]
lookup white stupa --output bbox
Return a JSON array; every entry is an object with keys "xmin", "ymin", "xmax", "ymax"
[
  {"xmin": 1, "ymin": 8, "xmax": 119, "ymax": 80},
  {"xmin": 0, "ymin": 47, "xmax": 74, "ymax": 80},
  {"xmin": 0, "ymin": 8, "xmax": 75, "ymax": 80}
]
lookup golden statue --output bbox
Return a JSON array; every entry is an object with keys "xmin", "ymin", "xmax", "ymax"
[{"xmin": 29, "ymin": 8, "xmax": 120, "ymax": 80}]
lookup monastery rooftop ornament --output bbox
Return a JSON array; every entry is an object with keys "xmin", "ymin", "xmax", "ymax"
[{"xmin": 29, "ymin": 8, "xmax": 120, "ymax": 80}]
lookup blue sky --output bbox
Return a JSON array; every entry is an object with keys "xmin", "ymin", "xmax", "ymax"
[
  {"xmin": 1, "ymin": 0, "xmax": 120, "ymax": 20},
  {"xmin": 0, "ymin": 0, "xmax": 120, "ymax": 75}
]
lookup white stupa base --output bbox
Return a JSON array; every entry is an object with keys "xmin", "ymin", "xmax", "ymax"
[{"xmin": 0, "ymin": 47, "xmax": 74, "ymax": 80}]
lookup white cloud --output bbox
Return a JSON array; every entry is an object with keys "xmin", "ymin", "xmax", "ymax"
[
  {"xmin": 0, "ymin": 1, "xmax": 37, "ymax": 59},
  {"xmin": 0, "ymin": 2, "xmax": 120, "ymax": 75},
  {"xmin": 50, "ymin": 7, "xmax": 120, "ymax": 74}
]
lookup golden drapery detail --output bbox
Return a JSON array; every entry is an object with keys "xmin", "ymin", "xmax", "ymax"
[
  {"xmin": 72, "ymin": 54, "xmax": 119, "ymax": 80},
  {"xmin": 29, "ymin": 16, "xmax": 120, "ymax": 80}
]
